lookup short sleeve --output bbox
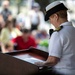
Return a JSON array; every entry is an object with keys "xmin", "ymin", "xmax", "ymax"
[
  {"xmin": 14, "ymin": 28, "xmax": 22, "ymax": 36},
  {"xmin": 48, "ymin": 32, "xmax": 63, "ymax": 58},
  {"xmin": 0, "ymin": 29, "xmax": 8, "ymax": 44}
]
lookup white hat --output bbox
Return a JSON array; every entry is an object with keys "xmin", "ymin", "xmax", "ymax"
[{"xmin": 45, "ymin": 1, "xmax": 68, "ymax": 21}]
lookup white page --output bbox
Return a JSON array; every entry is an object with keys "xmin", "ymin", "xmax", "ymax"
[{"xmin": 14, "ymin": 54, "xmax": 44, "ymax": 64}]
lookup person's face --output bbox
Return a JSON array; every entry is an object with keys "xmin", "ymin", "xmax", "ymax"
[
  {"xmin": 41, "ymin": 30, "xmax": 47, "ymax": 35},
  {"xmin": 8, "ymin": 23, "xmax": 13, "ymax": 29},
  {"xmin": 22, "ymin": 33, "xmax": 30, "ymax": 39},
  {"xmin": 3, "ymin": 4, "xmax": 9, "ymax": 9},
  {"xmin": 49, "ymin": 14, "xmax": 59, "ymax": 27}
]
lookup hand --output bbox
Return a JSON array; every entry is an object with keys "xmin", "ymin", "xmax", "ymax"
[{"xmin": 35, "ymin": 62, "xmax": 45, "ymax": 67}]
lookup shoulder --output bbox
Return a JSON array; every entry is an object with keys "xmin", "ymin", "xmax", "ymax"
[
  {"xmin": 50, "ymin": 26, "xmax": 67, "ymax": 44},
  {"xmin": 51, "ymin": 32, "xmax": 59, "ymax": 39},
  {"xmin": 15, "ymin": 36, "xmax": 22, "ymax": 40},
  {"xmin": 14, "ymin": 36, "xmax": 22, "ymax": 43},
  {"xmin": 1, "ymin": 28, "xmax": 8, "ymax": 32},
  {"xmin": 13, "ymin": 28, "xmax": 21, "ymax": 33},
  {"xmin": 55, "ymin": 26, "xmax": 63, "ymax": 32},
  {"xmin": 50, "ymin": 28, "xmax": 64, "ymax": 41},
  {"xmin": 52, "ymin": 26, "xmax": 64, "ymax": 36},
  {"xmin": 13, "ymin": 28, "xmax": 19, "ymax": 31},
  {"xmin": 50, "ymin": 26, "xmax": 63, "ymax": 37},
  {"xmin": 29, "ymin": 36, "xmax": 35, "ymax": 41}
]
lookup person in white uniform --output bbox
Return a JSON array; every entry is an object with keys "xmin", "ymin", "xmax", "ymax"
[{"xmin": 35, "ymin": 1, "xmax": 75, "ymax": 75}]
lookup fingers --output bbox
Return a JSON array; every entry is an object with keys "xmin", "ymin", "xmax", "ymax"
[{"xmin": 35, "ymin": 62, "xmax": 45, "ymax": 67}]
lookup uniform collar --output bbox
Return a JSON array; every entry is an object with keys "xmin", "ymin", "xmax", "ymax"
[{"xmin": 60, "ymin": 22, "xmax": 72, "ymax": 26}]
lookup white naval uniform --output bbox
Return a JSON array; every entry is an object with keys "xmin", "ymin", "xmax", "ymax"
[{"xmin": 48, "ymin": 22, "xmax": 75, "ymax": 75}]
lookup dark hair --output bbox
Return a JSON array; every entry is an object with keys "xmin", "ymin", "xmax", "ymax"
[
  {"xmin": 21, "ymin": 28, "xmax": 30, "ymax": 33},
  {"xmin": 5, "ymin": 20, "xmax": 13, "ymax": 27},
  {"xmin": 12, "ymin": 18, "xmax": 16, "ymax": 27},
  {"xmin": 56, "ymin": 10, "xmax": 67, "ymax": 19}
]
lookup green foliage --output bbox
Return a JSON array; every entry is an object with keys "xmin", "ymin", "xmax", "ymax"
[{"xmin": 39, "ymin": 39, "xmax": 49, "ymax": 47}]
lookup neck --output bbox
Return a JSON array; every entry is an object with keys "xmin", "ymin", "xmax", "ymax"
[
  {"xmin": 55, "ymin": 19, "xmax": 68, "ymax": 28},
  {"xmin": 23, "ymin": 37, "xmax": 29, "ymax": 42},
  {"xmin": 8, "ymin": 28, "xmax": 12, "ymax": 31}
]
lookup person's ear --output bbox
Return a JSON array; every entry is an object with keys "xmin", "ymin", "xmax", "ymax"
[{"xmin": 54, "ymin": 14, "xmax": 59, "ymax": 21}]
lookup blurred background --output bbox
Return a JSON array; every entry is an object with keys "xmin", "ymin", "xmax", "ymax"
[{"xmin": 0, "ymin": 0, "xmax": 75, "ymax": 53}]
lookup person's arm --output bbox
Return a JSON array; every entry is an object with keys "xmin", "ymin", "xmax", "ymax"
[
  {"xmin": 44, "ymin": 56, "xmax": 60, "ymax": 66},
  {"xmin": 0, "ymin": 28, "xmax": 8, "ymax": 44},
  {"xmin": 1, "ymin": 43, "xmax": 6, "ymax": 53},
  {"xmin": 15, "ymin": 28, "xmax": 22, "ymax": 36},
  {"xmin": 35, "ymin": 56, "xmax": 60, "ymax": 67},
  {"xmin": 35, "ymin": 32, "xmax": 63, "ymax": 67}
]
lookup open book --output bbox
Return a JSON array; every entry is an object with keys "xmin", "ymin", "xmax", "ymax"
[{"xmin": 14, "ymin": 54, "xmax": 44, "ymax": 64}]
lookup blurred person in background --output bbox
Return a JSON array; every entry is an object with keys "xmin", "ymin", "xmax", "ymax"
[
  {"xmin": 1, "ymin": 41, "xmax": 14, "ymax": 53},
  {"xmin": 0, "ymin": 20, "xmax": 22, "ymax": 45},
  {"xmin": 36, "ymin": 30, "xmax": 48, "ymax": 40},
  {"xmin": 12, "ymin": 18, "xmax": 17, "ymax": 28},
  {"xmin": 0, "ymin": 14, "xmax": 5, "ymax": 34},
  {"xmin": 34, "ymin": 30, "xmax": 49, "ymax": 44},
  {"xmin": 29, "ymin": 2, "xmax": 40, "ymax": 31},
  {"xmin": 12, "ymin": 18, "xmax": 22, "ymax": 30},
  {"xmin": 32, "ymin": 30, "xmax": 49, "ymax": 52},
  {"xmin": 1, "ymin": 0, "xmax": 12, "ymax": 22},
  {"xmin": 0, "ymin": 14, "xmax": 5, "ymax": 52},
  {"xmin": 16, "ymin": 13, "xmax": 26, "ymax": 30},
  {"xmin": 12, "ymin": 29, "xmax": 37, "ymax": 50}
]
